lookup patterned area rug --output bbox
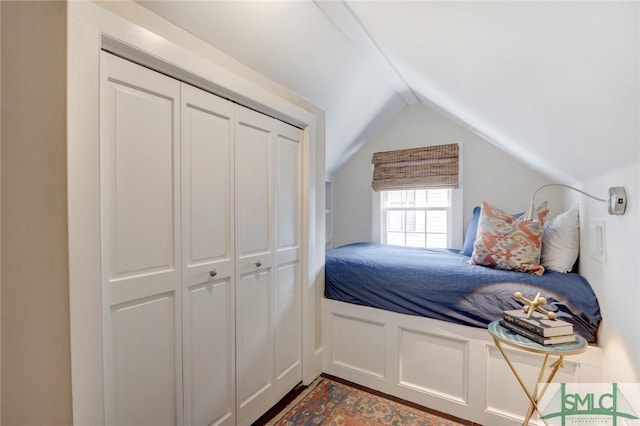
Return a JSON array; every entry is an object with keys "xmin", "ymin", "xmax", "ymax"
[{"xmin": 266, "ymin": 377, "xmax": 468, "ymax": 426}]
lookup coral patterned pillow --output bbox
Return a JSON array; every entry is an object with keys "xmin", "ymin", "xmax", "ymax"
[{"xmin": 471, "ymin": 201, "xmax": 549, "ymax": 275}]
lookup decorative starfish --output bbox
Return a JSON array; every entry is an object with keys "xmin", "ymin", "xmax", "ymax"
[{"xmin": 513, "ymin": 291, "xmax": 556, "ymax": 320}]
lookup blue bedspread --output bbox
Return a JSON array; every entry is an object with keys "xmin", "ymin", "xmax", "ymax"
[{"xmin": 325, "ymin": 243, "xmax": 601, "ymax": 343}]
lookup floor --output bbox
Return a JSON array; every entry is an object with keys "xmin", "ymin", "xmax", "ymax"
[
  {"xmin": 252, "ymin": 381, "xmax": 308, "ymax": 425},
  {"xmin": 251, "ymin": 374, "xmax": 483, "ymax": 426}
]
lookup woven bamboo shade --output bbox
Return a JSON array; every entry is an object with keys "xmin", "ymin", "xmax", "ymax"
[{"xmin": 371, "ymin": 143, "xmax": 459, "ymax": 191}]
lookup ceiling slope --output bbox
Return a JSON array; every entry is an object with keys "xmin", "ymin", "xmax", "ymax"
[
  {"xmin": 347, "ymin": 1, "xmax": 639, "ymax": 182},
  {"xmin": 136, "ymin": 0, "xmax": 405, "ymax": 175},
  {"xmin": 137, "ymin": 0, "xmax": 639, "ymax": 182}
]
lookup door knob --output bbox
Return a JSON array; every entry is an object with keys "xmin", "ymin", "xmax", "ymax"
[
  {"xmin": 209, "ymin": 269, "xmax": 217, "ymax": 277},
  {"xmin": 255, "ymin": 260, "xmax": 262, "ymax": 268}
]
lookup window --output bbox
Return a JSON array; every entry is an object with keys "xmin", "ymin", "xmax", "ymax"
[
  {"xmin": 370, "ymin": 143, "xmax": 462, "ymax": 249},
  {"xmin": 382, "ymin": 188, "xmax": 451, "ymax": 248}
]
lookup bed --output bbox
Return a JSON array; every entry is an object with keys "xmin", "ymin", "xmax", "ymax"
[
  {"xmin": 325, "ymin": 242, "xmax": 601, "ymax": 342},
  {"xmin": 322, "ymin": 243, "xmax": 603, "ymax": 425}
]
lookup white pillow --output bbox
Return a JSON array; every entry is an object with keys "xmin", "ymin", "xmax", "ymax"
[{"xmin": 541, "ymin": 206, "xmax": 580, "ymax": 273}]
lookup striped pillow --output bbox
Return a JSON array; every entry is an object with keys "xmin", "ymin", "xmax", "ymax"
[{"xmin": 471, "ymin": 201, "xmax": 549, "ymax": 275}]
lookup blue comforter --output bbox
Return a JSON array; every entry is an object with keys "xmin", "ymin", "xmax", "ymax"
[{"xmin": 325, "ymin": 243, "xmax": 601, "ymax": 343}]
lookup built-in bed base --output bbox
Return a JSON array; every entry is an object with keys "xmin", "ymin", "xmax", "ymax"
[{"xmin": 322, "ymin": 298, "xmax": 602, "ymax": 425}]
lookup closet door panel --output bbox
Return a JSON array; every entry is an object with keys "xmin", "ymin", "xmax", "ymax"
[
  {"xmin": 273, "ymin": 122, "xmax": 303, "ymax": 397},
  {"xmin": 181, "ymin": 83, "xmax": 235, "ymax": 426},
  {"xmin": 106, "ymin": 70, "xmax": 177, "ymax": 284},
  {"xmin": 274, "ymin": 262, "xmax": 301, "ymax": 389},
  {"xmin": 185, "ymin": 280, "xmax": 234, "ymax": 426},
  {"xmin": 274, "ymin": 123, "xmax": 302, "ymax": 267},
  {"xmin": 235, "ymin": 107, "xmax": 272, "ymax": 260},
  {"xmin": 235, "ymin": 106, "xmax": 276, "ymax": 425},
  {"xmin": 276, "ymin": 131, "xmax": 301, "ymax": 250},
  {"xmin": 101, "ymin": 52, "xmax": 182, "ymax": 425},
  {"xmin": 111, "ymin": 294, "xmax": 177, "ymax": 426},
  {"xmin": 185, "ymin": 108, "xmax": 229, "ymax": 264},
  {"xmin": 236, "ymin": 270, "xmax": 273, "ymax": 412},
  {"xmin": 181, "ymin": 83, "xmax": 234, "ymax": 286},
  {"xmin": 101, "ymin": 52, "xmax": 181, "ymax": 297}
]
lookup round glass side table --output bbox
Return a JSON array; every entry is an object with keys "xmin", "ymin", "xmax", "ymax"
[{"xmin": 487, "ymin": 320, "xmax": 588, "ymax": 426}]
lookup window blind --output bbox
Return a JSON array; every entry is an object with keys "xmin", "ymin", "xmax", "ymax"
[{"xmin": 371, "ymin": 143, "xmax": 459, "ymax": 191}]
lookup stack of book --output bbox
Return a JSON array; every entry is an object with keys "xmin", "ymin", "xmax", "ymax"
[{"xmin": 500, "ymin": 309, "xmax": 575, "ymax": 345}]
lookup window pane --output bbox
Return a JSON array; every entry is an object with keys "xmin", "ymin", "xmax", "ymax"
[
  {"xmin": 386, "ymin": 191, "xmax": 403, "ymax": 207},
  {"xmin": 427, "ymin": 189, "xmax": 449, "ymax": 207},
  {"xmin": 426, "ymin": 234, "xmax": 447, "ymax": 248},
  {"xmin": 385, "ymin": 190, "xmax": 424, "ymax": 207},
  {"xmin": 406, "ymin": 211, "xmax": 416, "ymax": 232},
  {"xmin": 406, "ymin": 233, "xmax": 425, "ymax": 248},
  {"xmin": 387, "ymin": 232, "xmax": 406, "ymax": 246},
  {"xmin": 415, "ymin": 190, "xmax": 428, "ymax": 207},
  {"xmin": 387, "ymin": 211, "xmax": 404, "ymax": 232},
  {"xmin": 414, "ymin": 211, "xmax": 425, "ymax": 232},
  {"xmin": 382, "ymin": 189, "xmax": 451, "ymax": 249},
  {"xmin": 405, "ymin": 190, "xmax": 415, "ymax": 206},
  {"xmin": 426, "ymin": 210, "xmax": 447, "ymax": 233}
]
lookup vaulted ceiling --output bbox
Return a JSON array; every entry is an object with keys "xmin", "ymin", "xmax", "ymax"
[{"xmin": 137, "ymin": 1, "xmax": 639, "ymax": 182}]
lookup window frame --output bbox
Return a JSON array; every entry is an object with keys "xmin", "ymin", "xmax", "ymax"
[{"xmin": 372, "ymin": 187, "xmax": 463, "ymax": 250}]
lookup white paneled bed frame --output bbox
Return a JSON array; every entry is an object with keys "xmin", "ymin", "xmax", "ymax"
[{"xmin": 322, "ymin": 298, "xmax": 602, "ymax": 425}]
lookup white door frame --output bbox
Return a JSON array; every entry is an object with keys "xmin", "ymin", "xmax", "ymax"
[{"xmin": 67, "ymin": 2, "xmax": 323, "ymax": 425}]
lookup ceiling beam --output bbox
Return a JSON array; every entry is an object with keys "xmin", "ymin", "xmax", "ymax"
[{"xmin": 314, "ymin": 0, "xmax": 420, "ymax": 105}]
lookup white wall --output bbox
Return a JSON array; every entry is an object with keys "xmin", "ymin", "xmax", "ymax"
[
  {"xmin": 331, "ymin": 104, "xmax": 563, "ymax": 248},
  {"xmin": 1, "ymin": 2, "xmax": 72, "ymax": 424},
  {"xmin": 570, "ymin": 163, "xmax": 640, "ymax": 382}
]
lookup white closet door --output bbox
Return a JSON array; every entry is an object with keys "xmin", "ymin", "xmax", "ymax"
[
  {"xmin": 273, "ymin": 121, "xmax": 303, "ymax": 398},
  {"xmin": 100, "ymin": 52, "xmax": 182, "ymax": 426},
  {"xmin": 235, "ymin": 106, "xmax": 275, "ymax": 425},
  {"xmin": 235, "ymin": 106, "xmax": 303, "ymax": 425},
  {"xmin": 181, "ymin": 83, "xmax": 235, "ymax": 426}
]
